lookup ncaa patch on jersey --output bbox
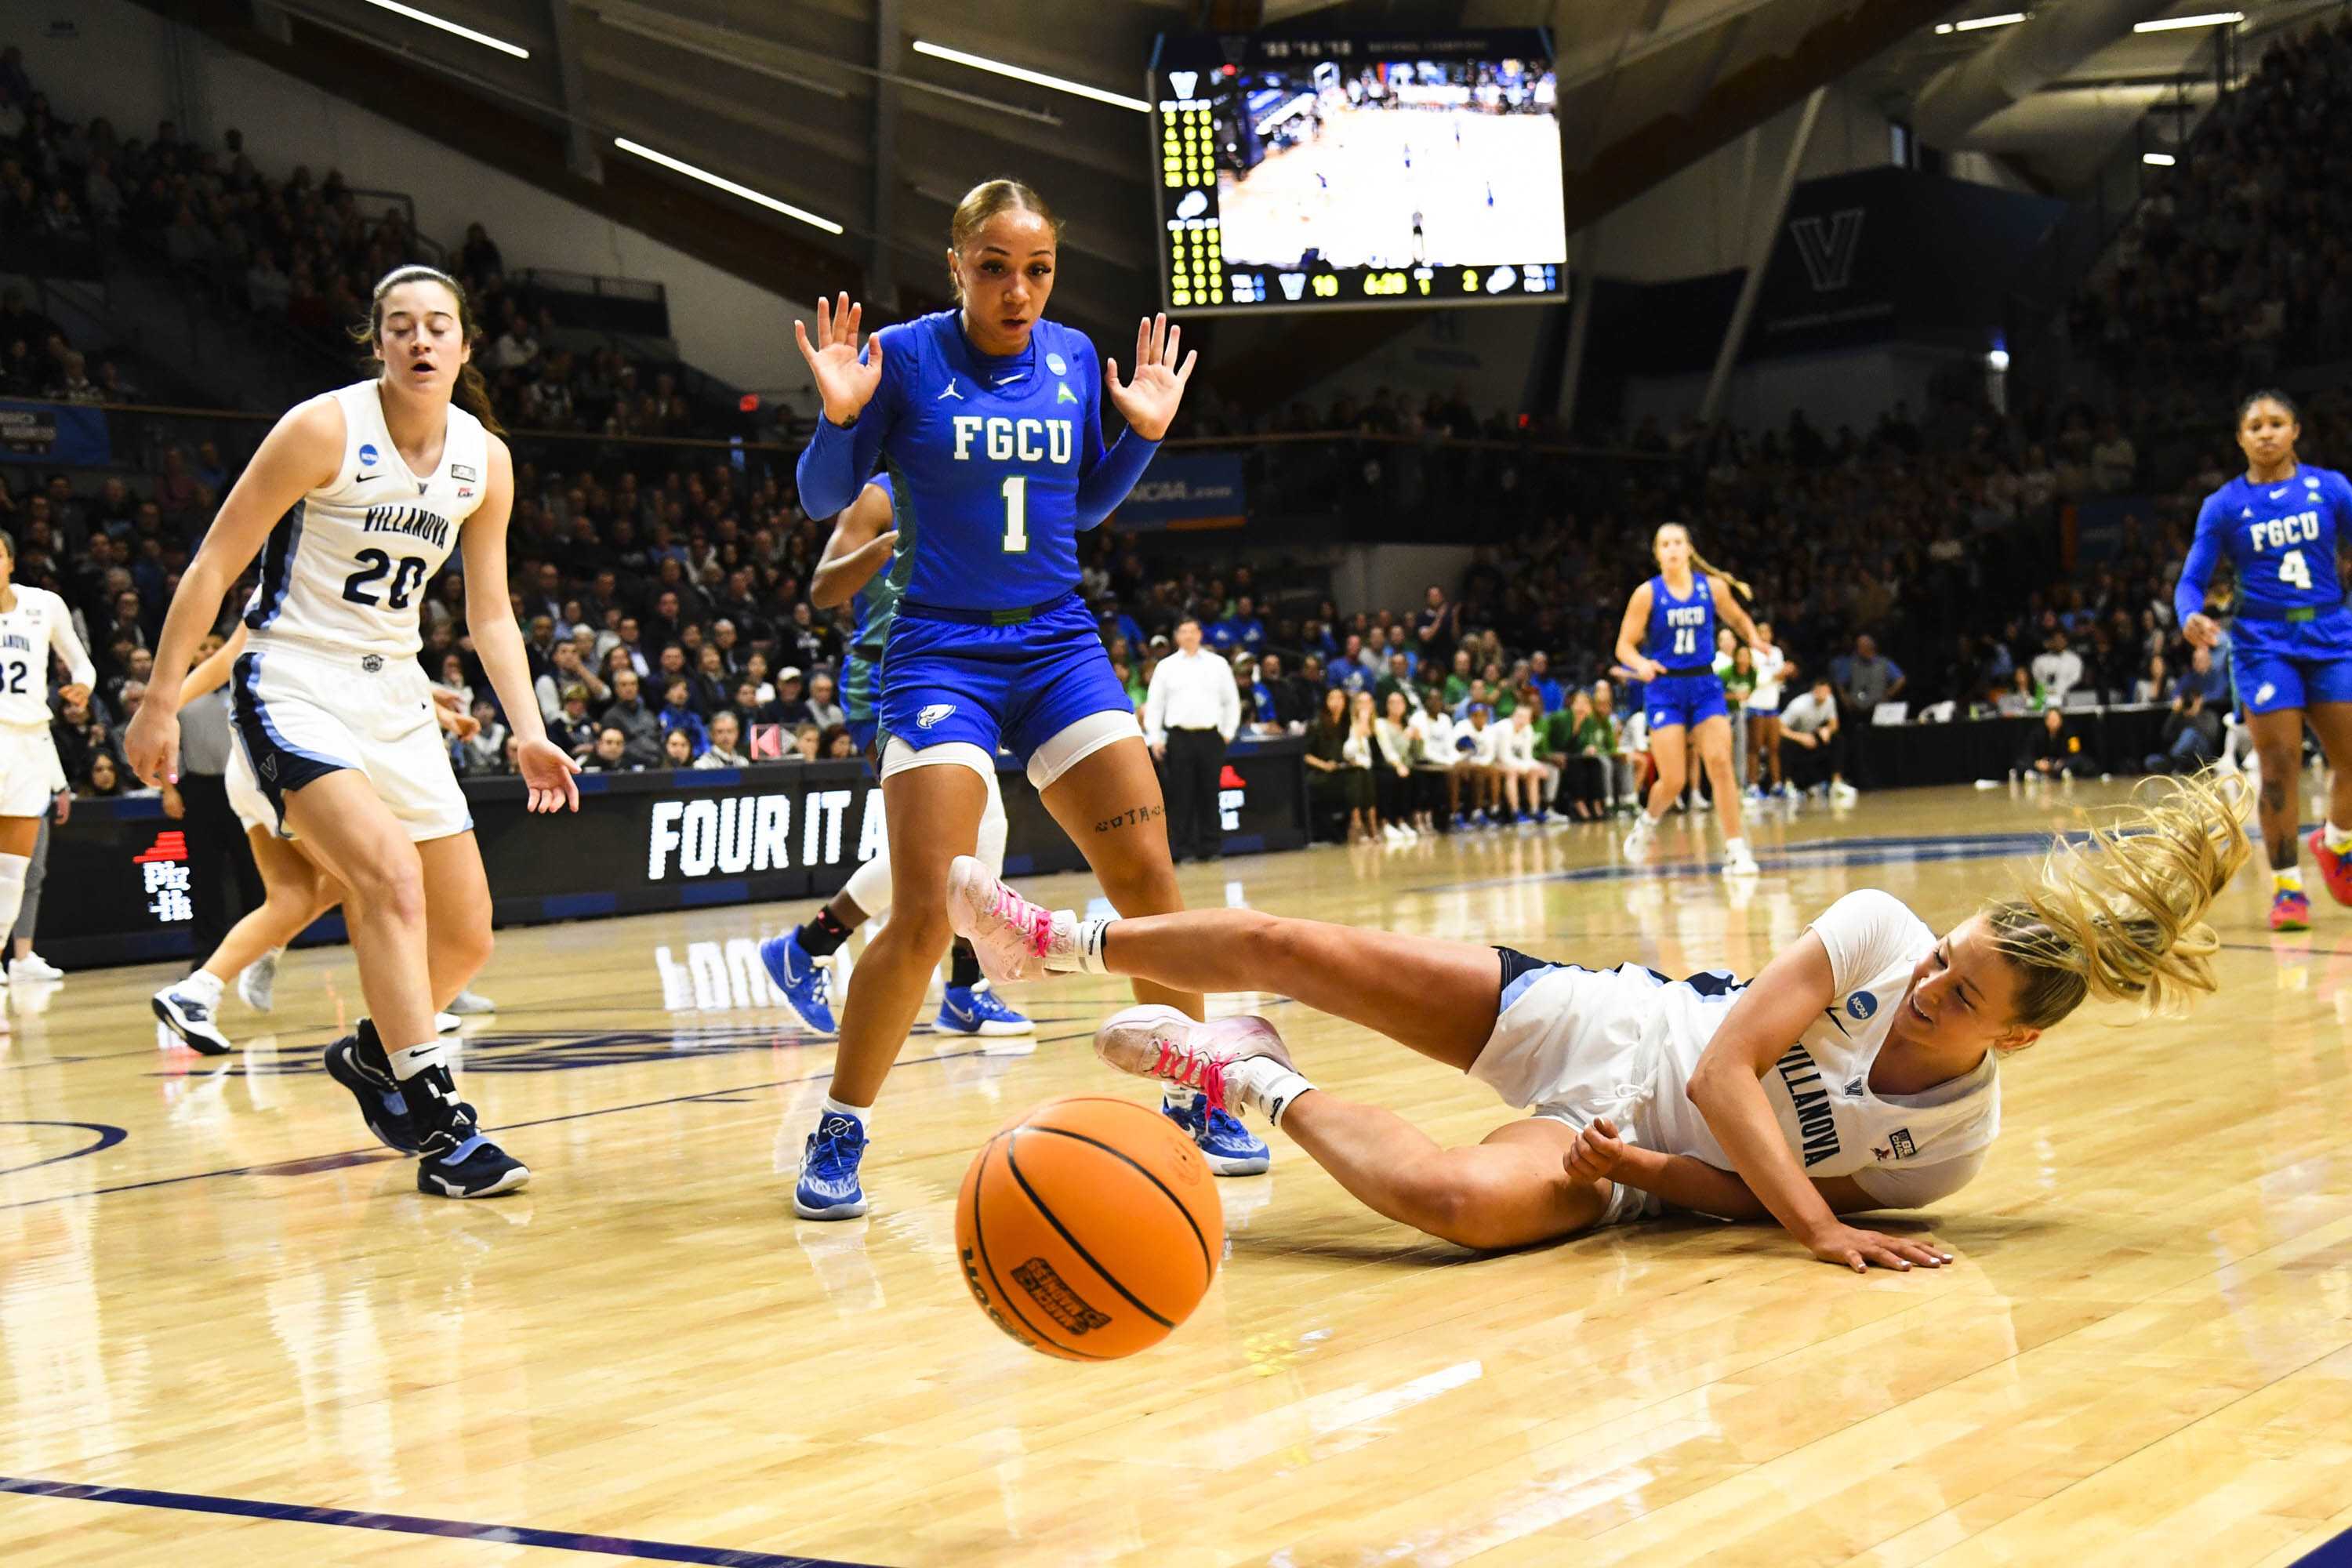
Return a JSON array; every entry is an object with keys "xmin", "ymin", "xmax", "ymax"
[
  {"xmin": 917, "ymin": 703, "xmax": 956, "ymax": 730},
  {"xmin": 1846, "ymin": 991, "xmax": 1878, "ymax": 1020},
  {"xmin": 1046, "ymin": 353, "xmax": 1067, "ymax": 376},
  {"xmin": 452, "ymin": 463, "xmax": 479, "ymax": 482},
  {"xmin": 358, "ymin": 443, "xmax": 379, "ymax": 466}
]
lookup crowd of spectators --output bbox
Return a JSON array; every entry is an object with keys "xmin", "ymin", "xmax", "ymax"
[
  {"xmin": 2067, "ymin": 14, "xmax": 2352, "ymax": 395},
  {"xmin": 0, "ymin": 44, "xmax": 731, "ymax": 441},
  {"xmin": 13, "ymin": 22, "xmax": 2352, "ymax": 822}
]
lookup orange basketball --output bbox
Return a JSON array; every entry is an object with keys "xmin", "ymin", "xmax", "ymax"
[{"xmin": 955, "ymin": 1094, "xmax": 1224, "ymax": 1361}]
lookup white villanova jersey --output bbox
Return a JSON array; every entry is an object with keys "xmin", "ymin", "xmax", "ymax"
[
  {"xmin": 0, "ymin": 585, "xmax": 96, "ymax": 729},
  {"xmin": 244, "ymin": 381, "xmax": 488, "ymax": 660},
  {"xmin": 1645, "ymin": 889, "xmax": 2001, "ymax": 1198}
]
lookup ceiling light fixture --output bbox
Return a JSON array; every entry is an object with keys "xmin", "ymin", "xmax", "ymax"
[
  {"xmin": 1935, "ymin": 12, "xmax": 2028, "ymax": 34},
  {"xmin": 910, "ymin": 40, "xmax": 1150, "ymax": 113},
  {"xmin": 612, "ymin": 138, "xmax": 844, "ymax": 234},
  {"xmin": 2134, "ymin": 11, "xmax": 2244, "ymax": 31},
  {"xmin": 356, "ymin": 0, "xmax": 530, "ymax": 58},
  {"xmin": 2143, "ymin": 151, "xmax": 2178, "ymax": 165}
]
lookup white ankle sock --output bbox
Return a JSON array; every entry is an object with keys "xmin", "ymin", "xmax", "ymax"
[
  {"xmin": 2327, "ymin": 822, "xmax": 2352, "ymax": 853},
  {"xmin": 183, "ymin": 968, "xmax": 225, "ymax": 1000},
  {"xmin": 819, "ymin": 1094, "xmax": 869, "ymax": 1131},
  {"xmin": 388, "ymin": 1039, "xmax": 447, "ymax": 1079},
  {"xmin": 1724, "ymin": 836, "xmax": 1750, "ymax": 857},
  {"xmin": 1055, "ymin": 914, "xmax": 1111, "ymax": 975},
  {"xmin": 1226, "ymin": 1057, "xmax": 1316, "ymax": 1126}
]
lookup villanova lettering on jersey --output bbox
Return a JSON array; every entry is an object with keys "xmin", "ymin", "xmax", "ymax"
[{"xmin": 361, "ymin": 503, "xmax": 453, "ymax": 549}]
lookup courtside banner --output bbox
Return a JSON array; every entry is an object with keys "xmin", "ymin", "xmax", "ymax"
[
  {"xmin": 41, "ymin": 742, "xmax": 1309, "ymax": 968},
  {"xmin": 1115, "ymin": 452, "xmax": 1247, "ymax": 529},
  {"xmin": 0, "ymin": 400, "xmax": 111, "ymax": 466}
]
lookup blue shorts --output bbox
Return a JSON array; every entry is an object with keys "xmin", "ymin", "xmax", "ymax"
[
  {"xmin": 2229, "ymin": 614, "xmax": 2352, "ymax": 716},
  {"xmin": 880, "ymin": 591, "xmax": 1133, "ymax": 763},
  {"xmin": 1645, "ymin": 672, "xmax": 1728, "ymax": 733}
]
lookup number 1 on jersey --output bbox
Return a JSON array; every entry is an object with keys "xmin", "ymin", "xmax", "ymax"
[
  {"xmin": 1000, "ymin": 476, "xmax": 1029, "ymax": 554},
  {"xmin": 2281, "ymin": 549, "xmax": 2312, "ymax": 590}
]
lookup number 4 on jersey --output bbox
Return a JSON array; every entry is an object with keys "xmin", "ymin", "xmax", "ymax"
[{"xmin": 2281, "ymin": 549, "xmax": 2312, "ymax": 590}]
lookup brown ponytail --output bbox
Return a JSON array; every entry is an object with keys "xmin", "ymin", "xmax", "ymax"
[{"xmin": 353, "ymin": 264, "xmax": 506, "ymax": 435}]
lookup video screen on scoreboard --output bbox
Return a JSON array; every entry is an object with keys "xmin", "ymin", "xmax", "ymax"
[{"xmin": 1150, "ymin": 30, "xmax": 1565, "ymax": 314}]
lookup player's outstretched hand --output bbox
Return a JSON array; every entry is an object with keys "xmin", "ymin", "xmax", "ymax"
[
  {"xmin": 794, "ymin": 292, "xmax": 884, "ymax": 426},
  {"xmin": 1802, "ymin": 1220, "xmax": 1954, "ymax": 1275},
  {"xmin": 1563, "ymin": 1116, "xmax": 1630, "ymax": 1184},
  {"xmin": 517, "ymin": 735, "xmax": 583, "ymax": 814},
  {"xmin": 1105, "ymin": 313, "xmax": 1197, "ymax": 441},
  {"xmin": 124, "ymin": 702, "xmax": 180, "ymax": 789}
]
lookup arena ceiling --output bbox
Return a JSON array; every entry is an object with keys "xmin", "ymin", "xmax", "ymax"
[{"xmin": 206, "ymin": 0, "xmax": 2344, "ymax": 331}]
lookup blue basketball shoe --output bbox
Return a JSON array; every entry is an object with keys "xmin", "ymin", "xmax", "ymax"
[
  {"xmin": 1163, "ymin": 1090, "xmax": 1272, "ymax": 1176},
  {"xmin": 935, "ymin": 982, "xmax": 1034, "ymax": 1037},
  {"xmin": 760, "ymin": 928, "xmax": 837, "ymax": 1033},
  {"xmin": 403, "ymin": 1064, "xmax": 528, "ymax": 1198},
  {"xmin": 795, "ymin": 1112, "xmax": 870, "ymax": 1219},
  {"xmin": 323, "ymin": 1019, "xmax": 421, "ymax": 1153}
]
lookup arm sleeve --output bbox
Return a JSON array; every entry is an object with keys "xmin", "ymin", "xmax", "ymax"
[
  {"xmin": 1073, "ymin": 338, "xmax": 1160, "ymax": 529},
  {"xmin": 1848, "ymin": 1147, "xmax": 1987, "ymax": 1208},
  {"xmin": 2174, "ymin": 492, "xmax": 2227, "ymax": 626},
  {"xmin": 1806, "ymin": 889, "xmax": 1928, "ymax": 999},
  {"xmin": 793, "ymin": 335, "xmax": 898, "ymax": 520},
  {"xmin": 48, "ymin": 595, "xmax": 96, "ymax": 689}
]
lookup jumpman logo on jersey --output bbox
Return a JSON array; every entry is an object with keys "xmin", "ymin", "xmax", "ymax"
[{"xmin": 936, "ymin": 378, "xmax": 965, "ymax": 401}]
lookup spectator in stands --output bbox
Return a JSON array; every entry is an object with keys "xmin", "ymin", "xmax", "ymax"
[
  {"xmin": 458, "ymin": 699, "xmax": 508, "ymax": 776},
  {"xmin": 2133, "ymin": 654, "xmax": 2169, "ymax": 705},
  {"xmin": 601, "ymin": 668, "xmax": 660, "ymax": 766},
  {"xmin": 697, "ymin": 710, "xmax": 748, "ymax": 769},
  {"xmin": 2031, "ymin": 630, "xmax": 2084, "ymax": 706},
  {"xmin": 804, "ymin": 670, "xmax": 845, "ymax": 734},
  {"xmin": 1778, "ymin": 677, "xmax": 1853, "ymax": 802},
  {"xmin": 2024, "ymin": 707, "xmax": 2087, "ymax": 780},
  {"xmin": 662, "ymin": 729, "xmax": 695, "ymax": 768},
  {"xmin": 2090, "ymin": 420, "xmax": 2138, "ymax": 492},
  {"xmin": 2145, "ymin": 683, "xmax": 2221, "ymax": 775},
  {"xmin": 1416, "ymin": 584, "xmax": 1460, "ymax": 666},
  {"xmin": 656, "ymin": 677, "xmax": 707, "ymax": 759},
  {"xmin": 1372, "ymin": 690, "xmax": 1422, "ymax": 840},
  {"xmin": 79, "ymin": 751, "xmax": 128, "ymax": 799},
  {"xmin": 554, "ymin": 684, "xmax": 597, "ymax": 757},
  {"xmin": 582, "ymin": 726, "xmax": 634, "ymax": 772},
  {"xmin": 1583, "ymin": 682, "xmax": 1635, "ymax": 811},
  {"xmin": 1301, "ymin": 686, "xmax": 1355, "ymax": 841},
  {"xmin": 1441, "ymin": 648, "xmax": 1473, "ymax": 706},
  {"xmin": 771, "ymin": 666, "xmax": 812, "ymax": 729},
  {"xmin": 2173, "ymin": 644, "xmax": 2227, "ymax": 706}
]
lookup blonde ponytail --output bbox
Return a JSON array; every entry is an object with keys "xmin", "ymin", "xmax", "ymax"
[
  {"xmin": 1984, "ymin": 769, "xmax": 2249, "ymax": 1031},
  {"xmin": 1691, "ymin": 549, "xmax": 1753, "ymax": 601}
]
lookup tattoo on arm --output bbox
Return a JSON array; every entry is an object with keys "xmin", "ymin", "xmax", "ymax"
[{"xmin": 1094, "ymin": 803, "xmax": 1166, "ymax": 833}]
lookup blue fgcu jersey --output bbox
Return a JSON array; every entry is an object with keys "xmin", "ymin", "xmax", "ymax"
[
  {"xmin": 2176, "ymin": 464, "xmax": 2352, "ymax": 717},
  {"xmin": 796, "ymin": 309, "xmax": 1159, "ymax": 613},
  {"xmin": 1645, "ymin": 572, "xmax": 1718, "ymax": 670}
]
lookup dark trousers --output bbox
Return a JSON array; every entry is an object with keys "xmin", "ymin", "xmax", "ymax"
[
  {"xmin": 180, "ymin": 771, "xmax": 252, "ymax": 965},
  {"xmin": 1163, "ymin": 728, "xmax": 1226, "ymax": 862},
  {"xmin": 1781, "ymin": 728, "xmax": 1844, "ymax": 791}
]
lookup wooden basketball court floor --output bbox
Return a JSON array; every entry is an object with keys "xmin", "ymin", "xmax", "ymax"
[{"xmin": 3, "ymin": 782, "xmax": 2348, "ymax": 1568}]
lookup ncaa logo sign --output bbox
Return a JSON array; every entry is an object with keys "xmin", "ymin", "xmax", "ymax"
[
  {"xmin": 358, "ymin": 443, "xmax": 379, "ymax": 466},
  {"xmin": 1846, "ymin": 991, "xmax": 1878, "ymax": 1021}
]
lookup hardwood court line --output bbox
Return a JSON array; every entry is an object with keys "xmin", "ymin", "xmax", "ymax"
[
  {"xmin": 2288, "ymin": 1525, "xmax": 2352, "ymax": 1566},
  {"xmin": 0, "ymin": 1026, "xmax": 1116, "ymax": 1213},
  {"xmin": 0, "ymin": 1475, "xmax": 884, "ymax": 1567}
]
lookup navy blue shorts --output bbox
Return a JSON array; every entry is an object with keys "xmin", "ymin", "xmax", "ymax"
[
  {"xmin": 1645, "ymin": 672, "xmax": 1729, "ymax": 733},
  {"xmin": 880, "ymin": 592, "xmax": 1134, "ymax": 764},
  {"xmin": 2230, "ymin": 614, "xmax": 2352, "ymax": 716}
]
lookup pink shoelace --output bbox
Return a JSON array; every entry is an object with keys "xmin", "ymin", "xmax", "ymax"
[
  {"xmin": 1149, "ymin": 1036, "xmax": 1228, "ymax": 1115},
  {"xmin": 988, "ymin": 884, "xmax": 1054, "ymax": 957}
]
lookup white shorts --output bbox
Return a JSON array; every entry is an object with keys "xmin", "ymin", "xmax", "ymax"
[
  {"xmin": 0, "ymin": 724, "xmax": 64, "ymax": 818},
  {"xmin": 230, "ymin": 638, "xmax": 470, "ymax": 842},
  {"xmin": 225, "ymin": 742, "xmax": 280, "ymax": 838},
  {"xmin": 1468, "ymin": 958, "xmax": 1682, "ymax": 1229}
]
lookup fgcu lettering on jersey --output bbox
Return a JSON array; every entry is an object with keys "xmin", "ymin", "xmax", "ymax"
[
  {"xmin": 949, "ymin": 416, "xmax": 1076, "ymax": 466},
  {"xmin": 1646, "ymin": 573, "xmax": 1717, "ymax": 664}
]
